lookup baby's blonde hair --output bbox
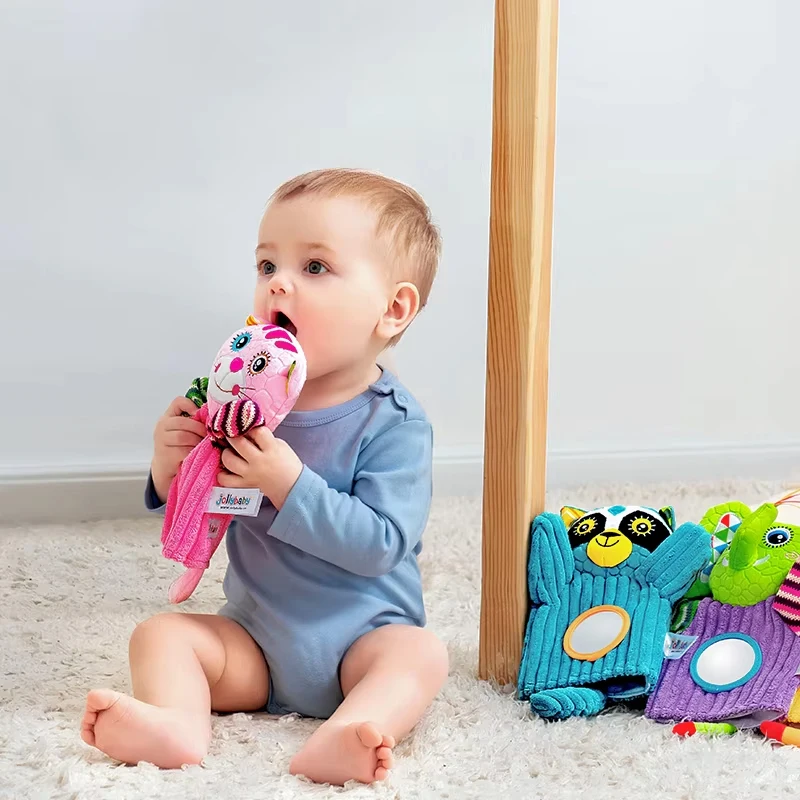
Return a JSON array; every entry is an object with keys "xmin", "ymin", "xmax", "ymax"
[{"xmin": 269, "ymin": 168, "xmax": 441, "ymax": 345}]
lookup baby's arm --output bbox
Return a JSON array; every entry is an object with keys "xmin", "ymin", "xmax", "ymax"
[{"xmin": 266, "ymin": 419, "xmax": 432, "ymax": 577}]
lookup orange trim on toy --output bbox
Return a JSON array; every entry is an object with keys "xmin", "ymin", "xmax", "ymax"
[
  {"xmin": 775, "ymin": 488, "xmax": 800, "ymax": 509},
  {"xmin": 563, "ymin": 605, "xmax": 631, "ymax": 662}
]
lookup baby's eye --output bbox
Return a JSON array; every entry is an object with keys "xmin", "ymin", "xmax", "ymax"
[
  {"xmin": 305, "ymin": 260, "xmax": 329, "ymax": 275},
  {"xmin": 259, "ymin": 261, "xmax": 276, "ymax": 276}
]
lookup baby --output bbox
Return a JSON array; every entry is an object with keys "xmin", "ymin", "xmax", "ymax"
[{"xmin": 80, "ymin": 169, "xmax": 449, "ymax": 785}]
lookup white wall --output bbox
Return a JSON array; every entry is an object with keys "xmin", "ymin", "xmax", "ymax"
[
  {"xmin": 548, "ymin": 1, "xmax": 800, "ymax": 482},
  {"xmin": 2, "ymin": 1, "xmax": 799, "ymax": 501}
]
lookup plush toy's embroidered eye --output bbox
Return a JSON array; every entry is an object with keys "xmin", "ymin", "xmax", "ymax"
[
  {"xmin": 248, "ymin": 352, "xmax": 270, "ymax": 375},
  {"xmin": 231, "ymin": 332, "xmax": 252, "ymax": 351},
  {"xmin": 628, "ymin": 516, "xmax": 655, "ymax": 536},
  {"xmin": 764, "ymin": 527, "xmax": 792, "ymax": 548},
  {"xmin": 567, "ymin": 512, "xmax": 606, "ymax": 550},
  {"xmin": 619, "ymin": 510, "xmax": 671, "ymax": 552}
]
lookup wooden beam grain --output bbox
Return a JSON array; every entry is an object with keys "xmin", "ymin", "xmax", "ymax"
[{"xmin": 478, "ymin": 0, "xmax": 559, "ymax": 685}]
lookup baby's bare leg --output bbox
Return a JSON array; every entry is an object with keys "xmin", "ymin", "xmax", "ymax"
[
  {"xmin": 290, "ymin": 625, "xmax": 448, "ymax": 785},
  {"xmin": 81, "ymin": 613, "xmax": 269, "ymax": 768}
]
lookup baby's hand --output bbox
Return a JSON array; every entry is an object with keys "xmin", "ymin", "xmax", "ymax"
[
  {"xmin": 151, "ymin": 397, "xmax": 206, "ymax": 502},
  {"xmin": 219, "ymin": 428, "xmax": 303, "ymax": 510}
]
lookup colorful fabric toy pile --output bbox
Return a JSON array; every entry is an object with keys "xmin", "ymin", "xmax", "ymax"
[
  {"xmin": 518, "ymin": 489, "xmax": 800, "ymax": 746},
  {"xmin": 646, "ymin": 488, "xmax": 800, "ymax": 733}
]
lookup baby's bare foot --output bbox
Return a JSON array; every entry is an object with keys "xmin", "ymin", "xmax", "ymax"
[
  {"xmin": 81, "ymin": 689, "xmax": 210, "ymax": 769},
  {"xmin": 290, "ymin": 721, "xmax": 395, "ymax": 785}
]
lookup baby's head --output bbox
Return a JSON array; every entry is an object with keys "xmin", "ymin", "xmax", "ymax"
[{"xmin": 253, "ymin": 168, "xmax": 440, "ymax": 380}]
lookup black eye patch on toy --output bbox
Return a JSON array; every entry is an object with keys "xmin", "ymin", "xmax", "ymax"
[
  {"xmin": 567, "ymin": 512, "xmax": 607, "ymax": 550},
  {"xmin": 619, "ymin": 510, "xmax": 671, "ymax": 553}
]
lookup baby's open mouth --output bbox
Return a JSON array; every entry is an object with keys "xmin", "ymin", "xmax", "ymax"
[{"xmin": 273, "ymin": 311, "xmax": 298, "ymax": 337}]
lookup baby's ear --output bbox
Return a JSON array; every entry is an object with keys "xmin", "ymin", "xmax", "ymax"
[{"xmin": 377, "ymin": 283, "xmax": 420, "ymax": 342}]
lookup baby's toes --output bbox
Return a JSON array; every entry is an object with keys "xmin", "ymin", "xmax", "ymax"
[
  {"xmin": 377, "ymin": 746, "xmax": 394, "ymax": 769},
  {"xmin": 80, "ymin": 710, "xmax": 98, "ymax": 745},
  {"xmin": 381, "ymin": 734, "xmax": 396, "ymax": 749},
  {"xmin": 375, "ymin": 765, "xmax": 389, "ymax": 782},
  {"xmin": 80, "ymin": 720, "xmax": 96, "ymax": 746}
]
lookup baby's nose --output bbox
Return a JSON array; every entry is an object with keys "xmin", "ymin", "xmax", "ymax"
[{"xmin": 229, "ymin": 357, "xmax": 244, "ymax": 372}]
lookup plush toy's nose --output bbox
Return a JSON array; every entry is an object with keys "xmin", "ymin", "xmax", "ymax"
[{"xmin": 229, "ymin": 357, "xmax": 244, "ymax": 372}]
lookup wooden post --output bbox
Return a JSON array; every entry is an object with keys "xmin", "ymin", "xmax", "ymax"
[{"xmin": 478, "ymin": 0, "xmax": 559, "ymax": 685}]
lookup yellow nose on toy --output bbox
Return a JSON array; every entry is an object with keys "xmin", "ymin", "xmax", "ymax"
[{"xmin": 587, "ymin": 530, "xmax": 632, "ymax": 568}]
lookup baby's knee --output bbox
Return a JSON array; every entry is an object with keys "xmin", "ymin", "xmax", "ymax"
[
  {"xmin": 417, "ymin": 630, "xmax": 449, "ymax": 684},
  {"xmin": 383, "ymin": 627, "xmax": 449, "ymax": 680},
  {"xmin": 129, "ymin": 612, "xmax": 187, "ymax": 652}
]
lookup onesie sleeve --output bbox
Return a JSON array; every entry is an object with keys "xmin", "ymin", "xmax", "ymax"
[
  {"xmin": 144, "ymin": 472, "xmax": 167, "ymax": 514},
  {"xmin": 266, "ymin": 418, "xmax": 433, "ymax": 577}
]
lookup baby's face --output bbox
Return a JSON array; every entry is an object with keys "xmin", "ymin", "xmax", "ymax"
[{"xmin": 253, "ymin": 194, "xmax": 392, "ymax": 380}]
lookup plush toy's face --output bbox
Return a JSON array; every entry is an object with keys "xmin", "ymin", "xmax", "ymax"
[
  {"xmin": 206, "ymin": 317, "xmax": 306, "ymax": 428},
  {"xmin": 708, "ymin": 501, "xmax": 800, "ymax": 606},
  {"xmin": 562, "ymin": 504, "xmax": 675, "ymax": 568}
]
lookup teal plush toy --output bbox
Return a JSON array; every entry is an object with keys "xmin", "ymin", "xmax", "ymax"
[{"xmin": 518, "ymin": 504, "xmax": 711, "ymax": 720}]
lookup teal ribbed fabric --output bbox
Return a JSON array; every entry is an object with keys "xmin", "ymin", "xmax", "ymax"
[{"xmin": 519, "ymin": 512, "xmax": 710, "ymax": 720}]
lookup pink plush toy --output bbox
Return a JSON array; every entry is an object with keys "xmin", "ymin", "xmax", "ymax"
[{"xmin": 161, "ymin": 316, "xmax": 306, "ymax": 603}]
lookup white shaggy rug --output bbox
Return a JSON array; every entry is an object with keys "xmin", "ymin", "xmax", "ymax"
[{"xmin": 3, "ymin": 479, "xmax": 800, "ymax": 800}]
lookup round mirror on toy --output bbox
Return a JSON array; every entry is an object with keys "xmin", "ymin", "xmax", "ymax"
[
  {"xmin": 160, "ymin": 316, "xmax": 306, "ymax": 603},
  {"xmin": 563, "ymin": 605, "xmax": 631, "ymax": 662},
  {"xmin": 689, "ymin": 633, "xmax": 762, "ymax": 693}
]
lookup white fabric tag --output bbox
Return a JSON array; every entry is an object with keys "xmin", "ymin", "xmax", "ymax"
[
  {"xmin": 664, "ymin": 631, "xmax": 699, "ymax": 659},
  {"xmin": 207, "ymin": 487, "xmax": 263, "ymax": 516}
]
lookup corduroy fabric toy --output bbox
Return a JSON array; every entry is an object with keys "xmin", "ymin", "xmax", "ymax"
[
  {"xmin": 518, "ymin": 505, "xmax": 710, "ymax": 720},
  {"xmin": 161, "ymin": 317, "xmax": 306, "ymax": 603},
  {"xmin": 646, "ymin": 489, "xmax": 800, "ymax": 729}
]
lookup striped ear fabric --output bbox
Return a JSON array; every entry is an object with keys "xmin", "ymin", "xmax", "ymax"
[
  {"xmin": 209, "ymin": 399, "xmax": 264, "ymax": 441},
  {"xmin": 774, "ymin": 557, "xmax": 800, "ymax": 635}
]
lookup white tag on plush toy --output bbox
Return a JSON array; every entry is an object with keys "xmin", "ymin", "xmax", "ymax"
[
  {"xmin": 207, "ymin": 487, "xmax": 264, "ymax": 517},
  {"xmin": 664, "ymin": 631, "xmax": 699, "ymax": 659}
]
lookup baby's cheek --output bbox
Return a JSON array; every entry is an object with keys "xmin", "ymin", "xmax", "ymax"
[{"xmin": 252, "ymin": 283, "xmax": 269, "ymax": 315}]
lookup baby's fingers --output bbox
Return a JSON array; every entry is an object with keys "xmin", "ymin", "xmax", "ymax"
[
  {"xmin": 163, "ymin": 430, "xmax": 204, "ymax": 448},
  {"xmin": 163, "ymin": 416, "xmax": 207, "ymax": 438},
  {"xmin": 170, "ymin": 446, "xmax": 195, "ymax": 464},
  {"xmin": 166, "ymin": 396, "xmax": 202, "ymax": 418},
  {"xmin": 216, "ymin": 471, "xmax": 250, "ymax": 489}
]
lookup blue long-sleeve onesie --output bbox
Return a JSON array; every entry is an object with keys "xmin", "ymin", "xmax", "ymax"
[{"xmin": 146, "ymin": 369, "xmax": 432, "ymax": 718}]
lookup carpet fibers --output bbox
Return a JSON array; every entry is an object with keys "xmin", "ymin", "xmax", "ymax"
[{"xmin": 2, "ymin": 479, "xmax": 800, "ymax": 799}]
